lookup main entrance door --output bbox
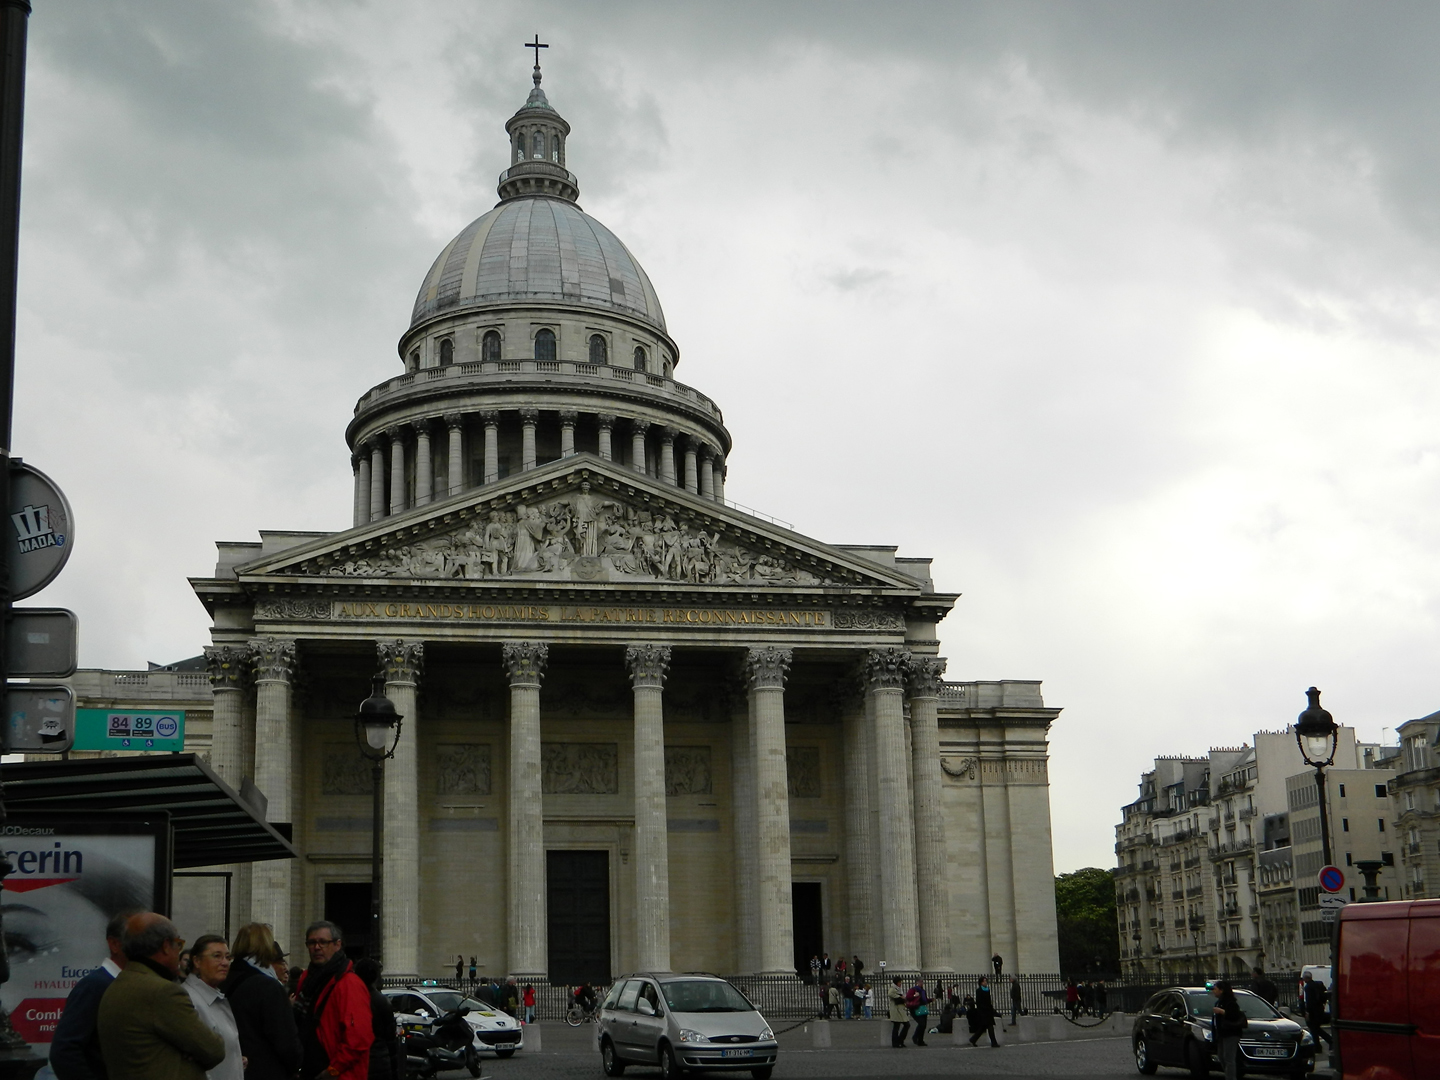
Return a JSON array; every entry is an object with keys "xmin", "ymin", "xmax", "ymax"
[
  {"xmin": 792, "ymin": 882, "xmax": 823, "ymax": 978},
  {"xmin": 547, "ymin": 850, "xmax": 611, "ymax": 986},
  {"xmin": 324, "ymin": 882, "xmax": 372, "ymax": 959}
]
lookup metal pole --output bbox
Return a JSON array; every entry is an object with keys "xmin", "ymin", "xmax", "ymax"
[
  {"xmin": 1314, "ymin": 764, "xmax": 1332, "ymax": 867},
  {"xmin": 371, "ymin": 758, "xmax": 383, "ymax": 964}
]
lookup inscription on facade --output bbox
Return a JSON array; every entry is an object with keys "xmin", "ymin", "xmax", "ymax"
[
  {"xmin": 541, "ymin": 742, "xmax": 619, "ymax": 794},
  {"xmin": 787, "ymin": 746, "xmax": 822, "ymax": 798},
  {"xmin": 664, "ymin": 746, "xmax": 713, "ymax": 796},
  {"xmin": 325, "ymin": 600, "xmax": 841, "ymax": 628},
  {"xmin": 322, "ymin": 744, "xmax": 372, "ymax": 795},
  {"xmin": 437, "ymin": 744, "xmax": 491, "ymax": 795}
]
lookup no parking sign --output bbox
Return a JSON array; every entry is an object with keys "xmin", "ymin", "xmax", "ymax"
[{"xmin": 1318, "ymin": 865, "xmax": 1345, "ymax": 893}]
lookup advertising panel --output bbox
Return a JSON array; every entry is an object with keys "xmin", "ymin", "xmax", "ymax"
[
  {"xmin": 72, "ymin": 708, "xmax": 185, "ymax": 752},
  {"xmin": 0, "ymin": 814, "xmax": 171, "ymax": 1047}
]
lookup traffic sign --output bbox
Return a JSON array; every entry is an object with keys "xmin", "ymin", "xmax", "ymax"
[
  {"xmin": 8, "ymin": 460, "xmax": 74, "ymax": 600},
  {"xmin": 6, "ymin": 607, "xmax": 77, "ymax": 677},
  {"xmin": 1319, "ymin": 893, "xmax": 1348, "ymax": 909},
  {"xmin": 6, "ymin": 684, "xmax": 74, "ymax": 752},
  {"xmin": 1318, "ymin": 865, "xmax": 1346, "ymax": 893},
  {"xmin": 73, "ymin": 708, "xmax": 186, "ymax": 752}
]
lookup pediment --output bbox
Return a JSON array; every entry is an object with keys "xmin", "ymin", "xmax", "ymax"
[{"xmin": 235, "ymin": 455, "xmax": 922, "ymax": 592}]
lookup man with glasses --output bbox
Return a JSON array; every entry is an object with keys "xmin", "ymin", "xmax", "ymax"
[
  {"xmin": 294, "ymin": 920, "xmax": 374, "ymax": 1080},
  {"xmin": 96, "ymin": 912, "xmax": 226, "ymax": 1080}
]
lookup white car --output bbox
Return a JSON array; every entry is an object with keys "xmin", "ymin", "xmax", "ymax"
[{"xmin": 385, "ymin": 984, "xmax": 525, "ymax": 1066}]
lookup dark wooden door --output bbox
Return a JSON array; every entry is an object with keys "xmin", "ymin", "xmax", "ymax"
[
  {"xmin": 792, "ymin": 881, "xmax": 823, "ymax": 978},
  {"xmin": 324, "ymin": 881, "xmax": 372, "ymax": 959},
  {"xmin": 547, "ymin": 850, "xmax": 611, "ymax": 986}
]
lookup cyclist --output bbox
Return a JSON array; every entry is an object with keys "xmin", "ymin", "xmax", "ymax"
[{"xmin": 574, "ymin": 983, "xmax": 597, "ymax": 1017}]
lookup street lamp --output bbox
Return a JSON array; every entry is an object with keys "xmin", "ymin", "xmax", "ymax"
[
  {"xmin": 1295, "ymin": 687, "xmax": 1339, "ymax": 867},
  {"xmin": 1188, "ymin": 914, "xmax": 1204, "ymax": 981},
  {"xmin": 1132, "ymin": 930, "xmax": 1143, "ymax": 979},
  {"xmin": 355, "ymin": 675, "xmax": 403, "ymax": 963}
]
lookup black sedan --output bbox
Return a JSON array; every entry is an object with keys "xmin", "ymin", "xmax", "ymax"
[{"xmin": 1132, "ymin": 986, "xmax": 1317, "ymax": 1079}]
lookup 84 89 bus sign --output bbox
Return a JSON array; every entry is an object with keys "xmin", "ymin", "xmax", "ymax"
[{"xmin": 73, "ymin": 709, "xmax": 185, "ymax": 752}]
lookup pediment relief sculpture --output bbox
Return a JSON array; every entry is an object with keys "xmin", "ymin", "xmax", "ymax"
[{"xmin": 294, "ymin": 482, "xmax": 837, "ymax": 587}]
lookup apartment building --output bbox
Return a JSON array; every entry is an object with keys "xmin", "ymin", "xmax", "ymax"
[{"xmin": 1391, "ymin": 709, "xmax": 1440, "ymax": 901}]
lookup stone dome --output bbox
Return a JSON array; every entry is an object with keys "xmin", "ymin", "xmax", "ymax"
[{"xmin": 410, "ymin": 197, "xmax": 667, "ymax": 333}]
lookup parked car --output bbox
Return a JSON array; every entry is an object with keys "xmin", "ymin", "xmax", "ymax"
[
  {"xmin": 385, "ymin": 984, "xmax": 524, "ymax": 1061},
  {"xmin": 1131, "ymin": 986, "xmax": 1316, "ymax": 1078},
  {"xmin": 597, "ymin": 972, "xmax": 777, "ymax": 1080},
  {"xmin": 1333, "ymin": 898, "xmax": 1440, "ymax": 1080}
]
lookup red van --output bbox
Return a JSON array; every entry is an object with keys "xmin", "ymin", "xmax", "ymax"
[{"xmin": 1333, "ymin": 899, "xmax": 1440, "ymax": 1080}]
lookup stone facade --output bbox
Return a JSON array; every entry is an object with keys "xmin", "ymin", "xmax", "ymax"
[{"xmin": 1391, "ymin": 711, "xmax": 1440, "ymax": 901}]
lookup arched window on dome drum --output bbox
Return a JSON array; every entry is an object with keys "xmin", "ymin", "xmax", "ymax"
[
  {"xmin": 407, "ymin": 350, "xmax": 419, "ymax": 373},
  {"xmin": 515, "ymin": 135, "xmax": 525, "ymax": 162},
  {"xmin": 532, "ymin": 132, "xmax": 545, "ymax": 159},
  {"xmin": 589, "ymin": 334, "xmax": 608, "ymax": 365},
  {"xmin": 552, "ymin": 136, "xmax": 561, "ymax": 163},
  {"xmin": 534, "ymin": 328, "xmax": 557, "ymax": 362},
  {"xmin": 438, "ymin": 338, "xmax": 454, "ymax": 367},
  {"xmin": 633, "ymin": 346, "xmax": 647, "ymax": 372},
  {"xmin": 482, "ymin": 330, "xmax": 501, "ymax": 363}
]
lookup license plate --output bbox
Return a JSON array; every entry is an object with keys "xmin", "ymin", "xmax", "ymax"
[
  {"xmin": 1249, "ymin": 1046, "xmax": 1288, "ymax": 1058},
  {"xmin": 720, "ymin": 1049, "xmax": 753, "ymax": 1058}
]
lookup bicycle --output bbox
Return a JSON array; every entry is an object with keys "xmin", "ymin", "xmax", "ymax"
[{"xmin": 566, "ymin": 1000, "xmax": 598, "ymax": 1027}]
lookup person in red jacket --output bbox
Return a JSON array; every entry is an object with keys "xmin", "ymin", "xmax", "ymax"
[{"xmin": 296, "ymin": 921, "xmax": 374, "ymax": 1080}]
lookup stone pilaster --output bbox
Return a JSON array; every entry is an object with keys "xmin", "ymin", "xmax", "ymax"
[
  {"xmin": 386, "ymin": 426, "xmax": 407, "ymax": 515},
  {"xmin": 625, "ymin": 644, "xmax": 672, "ymax": 971},
  {"xmin": 597, "ymin": 414, "xmax": 615, "ymax": 461},
  {"xmin": 559, "ymin": 410, "xmax": 577, "ymax": 458},
  {"xmin": 250, "ymin": 637, "xmax": 297, "ymax": 951},
  {"xmin": 445, "ymin": 413, "xmax": 464, "ymax": 496},
  {"xmin": 369, "ymin": 442, "xmax": 386, "ymax": 522},
  {"xmin": 866, "ymin": 646, "xmax": 919, "ymax": 970},
  {"xmin": 659, "ymin": 427, "xmax": 678, "ymax": 485},
  {"xmin": 482, "ymin": 410, "xmax": 500, "ymax": 483},
  {"xmin": 520, "ymin": 408, "xmax": 538, "ymax": 471},
  {"xmin": 699, "ymin": 445, "xmax": 715, "ymax": 499},
  {"xmin": 631, "ymin": 418, "xmax": 650, "ymax": 473},
  {"xmin": 907, "ymin": 656, "xmax": 952, "ymax": 971},
  {"xmin": 746, "ymin": 646, "xmax": 795, "ymax": 974},
  {"xmin": 837, "ymin": 677, "xmax": 877, "ymax": 967},
  {"xmin": 414, "ymin": 419, "xmax": 433, "ymax": 506},
  {"xmin": 379, "ymin": 639, "xmax": 424, "ymax": 976},
  {"xmin": 503, "ymin": 641, "xmax": 549, "ymax": 978}
]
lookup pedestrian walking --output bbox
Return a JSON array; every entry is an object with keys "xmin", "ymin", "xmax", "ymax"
[
  {"xmin": 1079, "ymin": 980, "xmax": 1092, "ymax": 1017},
  {"xmin": 862, "ymin": 985, "xmax": 873, "ymax": 1019},
  {"xmin": 182, "ymin": 935, "xmax": 244, "ymax": 1080},
  {"xmin": 905, "ymin": 979, "xmax": 928, "ymax": 1046},
  {"xmin": 1301, "ymin": 972, "xmax": 1332, "ymax": 1050},
  {"xmin": 1096, "ymin": 980, "xmax": 1108, "ymax": 1016},
  {"xmin": 1250, "ymin": 968, "xmax": 1278, "ymax": 1007},
  {"xmin": 454, "ymin": 955, "xmax": 463, "ymax": 983},
  {"xmin": 523, "ymin": 983, "xmax": 536, "ymax": 1024},
  {"xmin": 295, "ymin": 920, "xmax": 374, "ymax": 1080},
  {"xmin": 822, "ymin": 952, "xmax": 831, "ymax": 975},
  {"xmin": 852, "ymin": 955, "xmax": 864, "ymax": 984},
  {"xmin": 96, "ymin": 913, "xmax": 226, "ymax": 1080},
  {"xmin": 966, "ymin": 976, "xmax": 999, "ymax": 1047},
  {"xmin": 1210, "ymin": 980, "xmax": 1247, "ymax": 1080},
  {"xmin": 809, "ymin": 955, "xmax": 822, "ymax": 984},
  {"xmin": 50, "ymin": 908, "xmax": 133, "ymax": 1080},
  {"xmin": 887, "ymin": 977, "xmax": 911, "ymax": 1048},
  {"xmin": 221, "ymin": 923, "xmax": 302, "ymax": 1080},
  {"xmin": 991, "ymin": 953, "xmax": 1003, "ymax": 978},
  {"xmin": 504, "ymin": 977, "xmax": 521, "ymax": 1018},
  {"xmin": 1009, "ymin": 975, "xmax": 1023, "ymax": 1026},
  {"xmin": 354, "ymin": 958, "xmax": 401, "ymax": 1080},
  {"xmin": 1065, "ymin": 978, "xmax": 1080, "ymax": 1020},
  {"xmin": 841, "ymin": 978, "xmax": 855, "ymax": 1020},
  {"xmin": 824, "ymin": 982, "xmax": 839, "ymax": 1020},
  {"xmin": 468, "ymin": 957, "xmax": 477, "ymax": 990}
]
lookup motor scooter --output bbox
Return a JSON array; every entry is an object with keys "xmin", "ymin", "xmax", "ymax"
[{"xmin": 401, "ymin": 1005, "xmax": 482, "ymax": 1078}]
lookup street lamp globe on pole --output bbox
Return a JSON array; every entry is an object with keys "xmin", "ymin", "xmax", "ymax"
[
  {"xmin": 1294, "ymin": 687, "xmax": 1339, "ymax": 868},
  {"xmin": 355, "ymin": 676, "xmax": 403, "ymax": 963}
]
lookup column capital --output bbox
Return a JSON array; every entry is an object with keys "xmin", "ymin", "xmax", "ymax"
[
  {"xmin": 385, "ymin": 425, "xmax": 406, "ymax": 443},
  {"xmin": 698, "ymin": 442, "xmax": 715, "ymax": 463},
  {"xmin": 559, "ymin": 409, "xmax": 579, "ymax": 424},
  {"xmin": 443, "ymin": 411, "xmax": 465, "ymax": 429},
  {"xmin": 250, "ymin": 636, "xmax": 297, "ymax": 683},
  {"xmin": 480, "ymin": 409, "xmax": 500, "ymax": 426},
  {"xmin": 502, "ymin": 641, "xmax": 549, "ymax": 685},
  {"xmin": 596, "ymin": 413, "xmax": 616, "ymax": 430},
  {"xmin": 745, "ymin": 646, "xmax": 792, "ymax": 690},
  {"xmin": 660, "ymin": 426, "xmax": 678, "ymax": 444},
  {"xmin": 519, "ymin": 407, "xmax": 539, "ymax": 423},
  {"xmin": 625, "ymin": 644, "xmax": 671, "ymax": 689},
  {"xmin": 907, "ymin": 656, "xmax": 947, "ymax": 697},
  {"xmin": 379, "ymin": 639, "xmax": 425, "ymax": 684},
  {"xmin": 205, "ymin": 645, "xmax": 250, "ymax": 691},
  {"xmin": 863, "ymin": 646, "xmax": 911, "ymax": 691},
  {"xmin": 413, "ymin": 416, "xmax": 436, "ymax": 436},
  {"xmin": 631, "ymin": 417, "xmax": 652, "ymax": 434}
]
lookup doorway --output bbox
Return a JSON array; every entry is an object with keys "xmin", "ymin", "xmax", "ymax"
[
  {"xmin": 547, "ymin": 850, "xmax": 611, "ymax": 986},
  {"xmin": 792, "ymin": 882, "xmax": 823, "ymax": 979},
  {"xmin": 324, "ymin": 881, "xmax": 372, "ymax": 959}
]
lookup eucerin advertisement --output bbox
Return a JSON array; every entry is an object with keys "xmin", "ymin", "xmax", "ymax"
[{"xmin": 0, "ymin": 816, "xmax": 170, "ymax": 1047}]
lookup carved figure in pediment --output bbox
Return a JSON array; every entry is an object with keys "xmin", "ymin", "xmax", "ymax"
[
  {"xmin": 512, "ymin": 504, "xmax": 545, "ymax": 571},
  {"xmin": 480, "ymin": 511, "xmax": 514, "ymax": 576}
]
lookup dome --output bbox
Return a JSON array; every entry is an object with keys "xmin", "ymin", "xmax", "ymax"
[{"xmin": 410, "ymin": 197, "xmax": 667, "ymax": 333}]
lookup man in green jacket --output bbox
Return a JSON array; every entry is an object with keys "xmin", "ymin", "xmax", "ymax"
[{"xmin": 97, "ymin": 912, "xmax": 226, "ymax": 1080}]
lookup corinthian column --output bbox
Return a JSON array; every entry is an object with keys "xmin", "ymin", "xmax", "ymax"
[
  {"xmin": 206, "ymin": 646, "xmax": 252, "ymax": 929},
  {"xmin": 729, "ymin": 677, "xmax": 758, "ymax": 973},
  {"xmin": 379, "ymin": 639, "xmax": 424, "ymax": 976},
  {"xmin": 482, "ymin": 411, "xmax": 500, "ymax": 483},
  {"xmin": 683, "ymin": 439, "xmax": 699, "ymax": 494},
  {"xmin": 746, "ymin": 646, "xmax": 795, "ymax": 974},
  {"xmin": 626, "ymin": 645, "xmax": 672, "ymax": 970},
  {"xmin": 559, "ymin": 410, "xmax": 577, "ymax": 457},
  {"xmin": 250, "ymin": 637, "xmax": 297, "ymax": 951},
  {"xmin": 369, "ymin": 442, "xmax": 386, "ymax": 522},
  {"xmin": 699, "ymin": 446, "xmax": 715, "ymax": 499},
  {"xmin": 908, "ymin": 656, "xmax": 952, "ymax": 971},
  {"xmin": 837, "ymin": 677, "xmax": 876, "ymax": 967},
  {"xmin": 630, "ymin": 418, "xmax": 649, "ymax": 473},
  {"xmin": 520, "ymin": 408, "xmax": 538, "ymax": 471},
  {"xmin": 659, "ymin": 427, "xmax": 677, "ymax": 485},
  {"xmin": 353, "ymin": 454, "xmax": 368, "ymax": 527},
  {"xmin": 414, "ymin": 419, "xmax": 433, "ymax": 506},
  {"xmin": 597, "ymin": 414, "xmax": 615, "ymax": 461},
  {"xmin": 503, "ymin": 642, "xmax": 549, "ymax": 978},
  {"xmin": 445, "ymin": 413, "xmax": 465, "ymax": 496},
  {"xmin": 867, "ymin": 647, "xmax": 919, "ymax": 970},
  {"xmin": 387, "ymin": 427, "xmax": 407, "ymax": 515}
]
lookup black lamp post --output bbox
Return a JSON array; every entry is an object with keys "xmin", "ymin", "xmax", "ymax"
[
  {"xmin": 1188, "ymin": 914, "xmax": 1204, "ymax": 981},
  {"xmin": 354, "ymin": 676, "xmax": 402, "ymax": 964},
  {"xmin": 1132, "ymin": 930, "xmax": 1143, "ymax": 979},
  {"xmin": 1295, "ymin": 687, "xmax": 1339, "ymax": 867}
]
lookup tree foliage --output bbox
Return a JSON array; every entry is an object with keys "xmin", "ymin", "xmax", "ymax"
[{"xmin": 1055, "ymin": 867, "xmax": 1121, "ymax": 976}]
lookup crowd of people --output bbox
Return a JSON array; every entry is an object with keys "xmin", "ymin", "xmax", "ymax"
[{"xmin": 44, "ymin": 912, "xmax": 399, "ymax": 1080}]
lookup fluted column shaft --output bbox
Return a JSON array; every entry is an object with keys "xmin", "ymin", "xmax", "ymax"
[
  {"xmin": 504, "ymin": 642, "xmax": 549, "ymax": 978},
  {"xmin": 631, "ymin": 419, "xmax": 649, "ymax": 473},
  {"xmin": 483, "ymin": 411, "xmax": 500, "ymax": 483},
  {"xmin": 251, "ymin": 637, "xmax": 298, "ymax": 952},
  {"xmin": 369, "ymin": 443, "xmax": 386, "ymax": 522},
  {"xmin": 597, "ymin": 414, "xmax": 615, "ymax": 461},
  {"xmin": 840, "ymin": 685, "xmax": 877, "ymax": 967},
  {"xmin": 353, "ymin": 456, "xmax": 367, "ymax": 528},
  {"xmin": 205, "ymin": 647, "xmax": 248, "ymax": 787},
  {"xmin": 868, "ymin": 647, "xmax": 919, "ymax": 969},
  {"xmin": 380, "ymin": 640, "xmax": 423, "ymax": 975},
  {"xmin": 747, "ymin": 647, "xmax": 795, "ymax": 973},
  {"xmin": 699, "ymin": 449, "xmax": 715, "ymax": 499},
  {"xmin": 730, "ymin": 686, "xmax": 758, "ymax": 973},
  {"xmin": 659, "ymin": 429, "xmax": 677, "ymax": 485},
  {"xmin": 560, "ymin": 410, "xmax": 577, "ymax": 457},
  {"xmin": 683, "ymin": 441, "xmax": 698, "ymax": 494},
  {"xmin": 627, "ymin": 645, "xmax": 672, "ymax": 970},
  {"xmin": 415, "ymin": 421, "xmax": 433, "ymax": 506},
  {"xmin": 908, "ymin": 657, "xmax": 952, "ymax": 971},
  {"xmin": 387, "ymin": 428, "xmax": 407, "ymax": 515},
  {"xmin": 714, "ymin": 456, "xmax": 726, "ymax": 502},
  {"xmin": 521, "ymin": 409, "xmax": 538, "ymax": 471},
  {"xmin": 445, "ymin": 414, "xmax": 464, "ymax": 496}
]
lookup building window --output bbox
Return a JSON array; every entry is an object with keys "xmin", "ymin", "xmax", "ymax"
[
  {"xmin": 533, "ymin": 132, "xmax": 545, "ymax": 159},
  {"xmin": 1379, "ymin": 818, "xmax": 1386, "ymax": 832},
  {"xmin": 1339, "ymin": 784, "xmax": 1346, "ymax": 798},
  {"xmin": 633, "ymin": 345, "xmax": 647, "ymax": 371},
  {"xmin": 482, "ymin": 330, "xmax": 501, "ymax": 363},
  {"xmin": 1342, "ymin": 818, "xmax": 1349, "ymax": 832},
  {"xmin": 515, "ymin": 135, "xmax": 525, "ymax": 162},
  {"xmin": 1346, "ymin": 852, "xmax": 1352, "ymax": 865},
  {"xmin": 552, "ymin": 137, "xmax": 560, "ymax": 163},
  {"xmin": 589, "ymin": 334, "xmax": 608, "ymax": 365},
  {"xmin": 534, "ymin": 328, "xmax": 556, "ymax": 361},
  {"xmin": 438, "ymin": 338, "xmax": 453, "ymax": 366},
  {"xmin": 1375, "ymin": 784, "xmax": 1388, "ymax": 799},
  {"xmin": 407, "ymin": 350, "xmax": 419, "ymax": 372}
]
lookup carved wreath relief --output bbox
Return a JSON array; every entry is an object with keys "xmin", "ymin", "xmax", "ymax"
[{"xmin": 311, "ymin": 484, "xmax": 833, "ymax": 586}]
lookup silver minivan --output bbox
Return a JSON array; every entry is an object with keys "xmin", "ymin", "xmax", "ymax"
[{"xmin": 597, "ymin": 972, "xmax": 778, "ymax": 1080}]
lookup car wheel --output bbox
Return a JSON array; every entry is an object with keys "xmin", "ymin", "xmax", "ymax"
[
  {"xmin": 751, "ymin": 1069, "xmax": 773, "ymax": 1080},
  {"xmin": 1187, "ymin": 1040, "xmax": 1210, "ymax": 1080},
  {"xmin": 495, "ymin": 1048, "xmax": 516, "ymax": 1060},
  {"xmin": 660, "ymin": 1042, "xmax": 684, "ymax": 1080},
  {"xmin": 1135, "ymin": 1038, "xmax": 1158, "ymax": 1075},
  {"xmin": 601, "ymin": 1039, "xmax": 627, "ymax": 1077},
  {"xmin": 466, "ymin": 1046, "xmax": 483, "ymax": 1077}
]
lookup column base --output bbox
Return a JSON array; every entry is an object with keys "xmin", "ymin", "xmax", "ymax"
[{"xmin": 508, "ymin": 970, "xmax": 548, "ymax": 982}]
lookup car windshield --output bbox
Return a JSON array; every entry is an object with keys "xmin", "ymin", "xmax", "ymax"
[
  {"xmin": 423, "ymin": 991, "xmax": 488, "ymax": 1013},
  {"xmin": 662, "ymin": 979, "xmax": 754, "ymax": 1013},
  {"xmin": 1186, "ymin": 991, "xmax": 1280, "ymax": 1020}
]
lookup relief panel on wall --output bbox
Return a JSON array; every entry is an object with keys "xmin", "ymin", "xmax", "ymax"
[
  {"xmin": 322, "ymin": 743, "xmax": 373, "ymax": 795},
  {"xmin": 787, "ymin": 746, "xmax": 821, "ymax": 798},
  {"xmin": 542, "ymin": 742, "xmax": 619, "ymax": 794},
  {"xmin": 664, "ymin": 746, "xmax": 713, "ymax": 796},
  {"xmin": 437, "ymin": 743, "xmax": 492, "ymax": 795}
]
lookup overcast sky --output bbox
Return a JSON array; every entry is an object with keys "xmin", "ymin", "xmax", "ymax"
[{"xmin": 16, "ymin": 1, "xmax": 1440, "ymax": 874}]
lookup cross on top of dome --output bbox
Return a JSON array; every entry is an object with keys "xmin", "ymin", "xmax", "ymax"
[
  {"xmin": 500, "ymin": 39, "xmax": 577, "ymax": 202},
  {"xmin": 523, "ymin": 33, "xmax": 553, "ymax": 110}
]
